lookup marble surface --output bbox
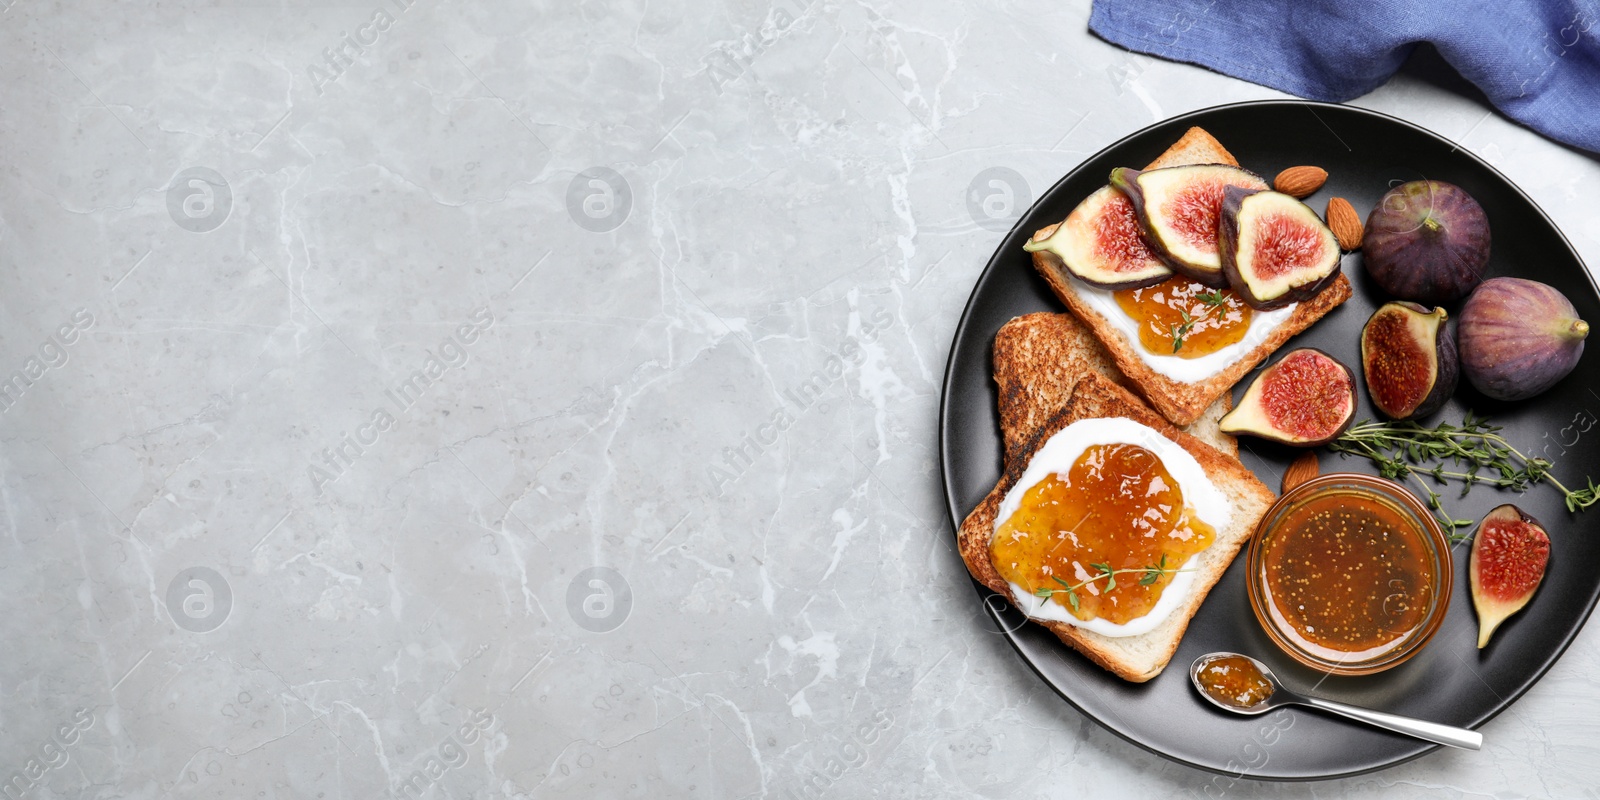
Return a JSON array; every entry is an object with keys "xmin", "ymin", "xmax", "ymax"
[{"xmin": 2, "ymin": 1, "xmax": 1597, "ymax": 797}]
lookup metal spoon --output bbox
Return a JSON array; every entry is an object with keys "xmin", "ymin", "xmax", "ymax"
[{"xmin": 1190, "ymin": 652, "xmax": 1483, "ymax": 750}]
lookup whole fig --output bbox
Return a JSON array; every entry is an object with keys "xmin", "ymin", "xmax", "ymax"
[
  {"xmin": 1364, "ymin": 180, "xmax": 1489, "ymax": 304},
  {"xmin": 1458, "ymin": 277, "xmax": 1588, "ymax": 401}
]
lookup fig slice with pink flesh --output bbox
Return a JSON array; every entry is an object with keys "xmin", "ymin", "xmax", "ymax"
[
  {"xmin": 1218, "ymin": 348, "xmax": 1356, "ymax": 447},
  {"xmin": 1023, "ymin": 185, "xmax": 1173, "ymax": 289},
  {"xmin": 1218, "ymin": 187, "xmax": 1343, "ymax": 309},
  {"xmin": 1469, "ymin": 504, "xmax": 1551, "ymax": 648},
  {"xmin": 1109, "ymin": 164, "xmax": 1270, "ymax": 287}
]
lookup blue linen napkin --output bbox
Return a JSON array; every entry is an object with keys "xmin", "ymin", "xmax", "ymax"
[{"xmin": 1088, "ymin": 0, "xmax": 1600, "ymax": 154}]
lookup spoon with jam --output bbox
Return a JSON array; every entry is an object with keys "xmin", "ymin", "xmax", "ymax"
[{"xmin": 1189, "ymin": 652, "xmax": 1483, "ymax": 750}]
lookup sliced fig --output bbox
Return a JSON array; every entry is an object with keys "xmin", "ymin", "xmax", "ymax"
[
  {"xmin": 1218, "ymin": 187, "xmax": 1342, "ymax": 309},
  {"xmin": 1469, "ymin": 504, "xmax": 1550, "ymax": 648},
  {"xmin": 1360, "ymin": 302, "xmax": 1458, "ymax": 420},
  {"xmin": 1109, "ymin": 164, "xmax": 1270, "ymax": 287},
  {"xmin": 1219, "ymin": 348, "xmax": 1356, "ymax": 446},
  {"xmin": 1023, "ymin": 185, "xmax": 1173, "ymax": 289},
  {"xmin": 1364, "ymin": 180, "xmax": 1490, "ymax": 304},
  {"xmin": 1459, "ymin": 277, "xmax": 1589, "ymax": 401}
]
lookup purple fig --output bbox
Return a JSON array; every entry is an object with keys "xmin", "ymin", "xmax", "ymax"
[
  {"xmin": 1364, "ymin": 180, "xmax": 1490, "ymax": 304},
  {"xmin": 1459, "ymin": 277, "xmax": 1588, "ymax": 401},
  {"xmin": 1470, "ymin": 504, "xmax": 1550, "ymax": 648},
  {"xmin": 1360, "ymin": 302, "xmax": 1458, "ymax": 420}
]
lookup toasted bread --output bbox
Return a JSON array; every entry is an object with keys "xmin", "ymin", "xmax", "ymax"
[
  {"xmin": 1026, "ymin": 126, "xmax": 1354, "ymax": 427},
  {"xmin": 993, "ymin": 312, "xmax": 1236, "ymax": 462},
  {"xmin": 1041, "ymin": 271, "xmax": 1352, "ymax": 426},
  {"xmin": 958, "ymin": 373, "xmax": 1276, "ymax": 682},
  {"xmin": 1145, "ymin": 126, "xmax": 1241, "ymax": 171}
]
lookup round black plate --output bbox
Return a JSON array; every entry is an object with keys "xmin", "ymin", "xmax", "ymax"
[{"xmin": 938, "ymin": 100, "xmax": 1600, "ymax": 780}]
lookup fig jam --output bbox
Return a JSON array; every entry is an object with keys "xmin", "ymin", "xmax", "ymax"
[
  {"xmin": 1196, "ymin": 655, "xmax": 1274, "ymax": 709},
  {"xmin": 991, "ymin": 443, "xmax": 1215, "ymax": 624},
  {"xmin": 1114, "ymin": 276, "xmax": 1254, "ymax": 358},
  {"xmin": 1261, "ymin": 490, "xmax": 1434, "ymax": 660}
]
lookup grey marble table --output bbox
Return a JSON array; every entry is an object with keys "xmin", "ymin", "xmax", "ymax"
[{"xmin": 2, "ymin": 1, "xmax": 1596, "ymax": 797}]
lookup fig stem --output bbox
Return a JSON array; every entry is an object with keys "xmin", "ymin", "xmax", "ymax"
[
  {"xmin": 1570, "ymin": 319, "xmax": 1590, "ymax": 339},
  {"xmin": 1421, "ymin": 216, "xmax": 1441, "ymax": 233}
]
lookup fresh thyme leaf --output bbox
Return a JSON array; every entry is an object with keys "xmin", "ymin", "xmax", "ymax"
[
  {"xmin": 1032, "ymin": 560, "xmax": 1198, "ymax": 610},
  {"xmin": 1331, "ymin": 415, "xmax": 1600, "ymax": 539},
  {"xmin": 1168, "ymin": 295, "xmax": 1230, "ymax": 353}
]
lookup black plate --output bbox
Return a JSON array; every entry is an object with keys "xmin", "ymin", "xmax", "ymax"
[{"xmin": 938, "ymin": 100, "xmax": 1600, "ymax": 780}]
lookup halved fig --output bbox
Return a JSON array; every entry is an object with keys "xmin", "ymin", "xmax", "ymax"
[
  {"xmin": 1360, "ymin": 302, "xmax": 1458, "ymax": 420},
  {"xmin": 1109, "ymin": 164, "xmax": 1269, "ymax": 287},
  {"xmin": 1218, "ymin": 348, "xmax": 1356, "ymax": 446},
  {"xmin": 1023, "ymin": 185, "xmax": 1173, "ymax": 289},
  {"xmin": 1469, "ymin": 504, "xmax": 1550, "ymax": 648},
  {"xmin": 1218, "ymin": 187, "xmax": 1343, "ymax": 309}
]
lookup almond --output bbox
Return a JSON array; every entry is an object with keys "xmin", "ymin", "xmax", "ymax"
[
  {"xmin": 1273, "ymin": 166, "xmax": 1327, "ymax": 198},
  {"xmin": 1281, "ymin": 450, "xmax": 1319, "ymax": 494},
  {"xmin": 1326, "ymin": 196, "xmax": 1364, "ymax": 250}
]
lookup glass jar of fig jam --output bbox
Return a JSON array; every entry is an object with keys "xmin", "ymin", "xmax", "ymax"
[{"xmin": 1247, "ymin": 473, "xmax": 1453, "ymax": 675}]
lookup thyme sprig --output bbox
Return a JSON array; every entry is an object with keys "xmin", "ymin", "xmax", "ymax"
[
  {"xmin": 1170, "ymin": 291, "xmax": 1231, "ymax": 353},
  {"xmin": 1327, "ymin": 413, "xmax": 1600, "ymax": 540},
  {"xmin": 1032, "ymin": 554, "xmax": 1195, "ymax": 612}
]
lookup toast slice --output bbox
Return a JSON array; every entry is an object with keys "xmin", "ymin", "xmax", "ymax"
[
  {"xmin": 993, "ymin": 312, "xmax": 1237, "ymax": 462},
  {"xmin": 1144, "ymin": 126, "xmax": 1242, "ymax": 171},
  {"xmin": 958, "ymin": 372, "xmax": 1276, "ymax": 682},
  {"xmin": 1026, "ymin": 126, "xmax": 1354, "ymax": 427},
  {"xmin": 1039, "ymin": 270, "xmax": 1353, "ymax": 427}
]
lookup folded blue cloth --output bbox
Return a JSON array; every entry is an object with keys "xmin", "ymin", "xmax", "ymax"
[{"xmin": 1089, "ymin": 0, "xmax": 1600, "ymax": 154}]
